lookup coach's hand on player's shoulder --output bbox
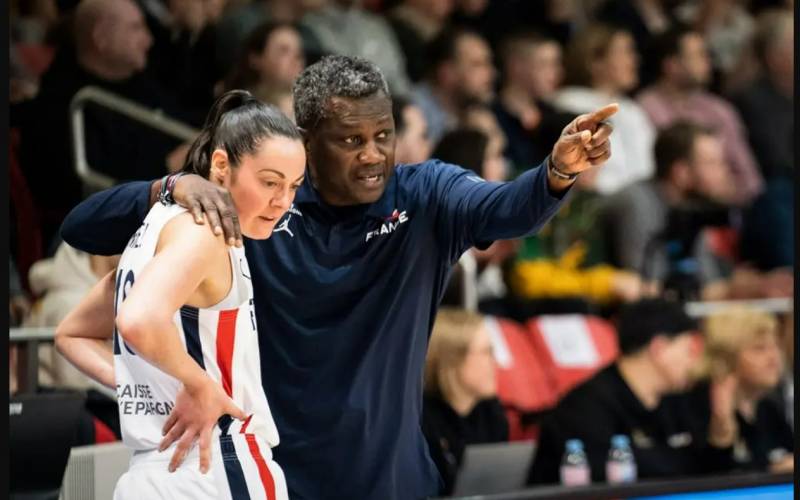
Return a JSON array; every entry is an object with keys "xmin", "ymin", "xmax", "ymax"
[
  {"xmin": 159, "ymin": 378, "xmax": 247, "ymax": 474},
  {"xmin": 548, "ymin": 103, "xmax": 618, "ymax": 190},
  {"xmin": 173, "ymin": 174, "xmax": 243, "ymax": 247}
]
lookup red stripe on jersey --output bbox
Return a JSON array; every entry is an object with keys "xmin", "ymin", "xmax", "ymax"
[
  {"xmin": 240, "ymin": 414, "xmax": 254, "ymax": 434},
  {"xmin": 245, "ymin": 434, "xmax": 277, "ymax": 500},
  {"xmin": 216, "ymin": 309, "xmax": 239, "ymax": 397}
]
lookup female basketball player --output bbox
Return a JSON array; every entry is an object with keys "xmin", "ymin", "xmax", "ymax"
[{"xmin": 55, "ymin": 90, "xmax": 306, "ymax": 499}]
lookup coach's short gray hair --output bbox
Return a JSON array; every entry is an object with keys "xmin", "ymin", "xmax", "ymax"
[{"xmin": 292, "ymin": 55, "xmax": 391, "ymax": 131}]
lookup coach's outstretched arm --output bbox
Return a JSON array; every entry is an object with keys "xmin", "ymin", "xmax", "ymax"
[{"xmin": 426, "ymin": 103, "xmax": 618, "ymax": 261}]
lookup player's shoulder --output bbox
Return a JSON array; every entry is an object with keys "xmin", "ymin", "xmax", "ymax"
[{"xmin": 157, "ymin": 209, "xmax": 228, "ymax": 261}]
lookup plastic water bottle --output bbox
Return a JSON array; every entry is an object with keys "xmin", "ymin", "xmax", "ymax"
[
  {"xmin": 560, "ymin": 439, "xmax": 591, "ymax": 486},
  {"xmin": 606, "ymin": 435, "xmax": 637, "ymax": 483}
]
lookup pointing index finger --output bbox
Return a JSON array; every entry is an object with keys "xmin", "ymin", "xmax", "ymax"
[{"xmin": 589, "ymin": 103, "xmax": 619, "ymax": 122}]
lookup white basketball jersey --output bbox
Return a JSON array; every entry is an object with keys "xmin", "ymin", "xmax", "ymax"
[{"xmin": 113, "ymin": 203, "xmax": 279, "ymax": 452}]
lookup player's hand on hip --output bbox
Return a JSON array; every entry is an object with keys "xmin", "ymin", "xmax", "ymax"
[
  {"xmin": 551, "ymin": 103, "xmax": 618, "ymax": 175},
  {"xmin": 159, "ymin": 379, "xmax": 247, "ymax": 474},
  {"xmin": 172, "ymin": 174, "xmax": 243, "ymax": 247}
]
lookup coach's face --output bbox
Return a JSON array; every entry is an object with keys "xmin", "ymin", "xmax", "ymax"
[{"xmin": 305, "ymin": 92, "xmax": 396, "ymax": 206}]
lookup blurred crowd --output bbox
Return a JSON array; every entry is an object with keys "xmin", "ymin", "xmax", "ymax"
[{"xmin": 9, "ymin": 0, "xmax": 794, "ymax": 494}]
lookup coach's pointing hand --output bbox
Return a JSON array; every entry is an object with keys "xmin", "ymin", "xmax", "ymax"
[{"xmin": 547, "ymin": 103, "xmax": 618, "ymax": 192}]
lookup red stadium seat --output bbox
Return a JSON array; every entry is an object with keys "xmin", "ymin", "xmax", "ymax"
[
  {"xmin": 525, "ymin": 314, "xmax": 619, "ymax": 400},
  {"xmin": 486, "ymin": 316, "xmax": 559, "ymax": 441}
]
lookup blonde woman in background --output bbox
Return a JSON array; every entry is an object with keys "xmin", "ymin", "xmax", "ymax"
[
  {"xmin": 693, "ymin": 307, "xmax": 794, "ymax": 474},
  {"xmin": 422, "ymin": 308, "xmax": 508, "ymax": 496}
]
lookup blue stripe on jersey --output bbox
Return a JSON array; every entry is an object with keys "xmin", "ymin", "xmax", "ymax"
[
  {"xmin": 179, "ymin": 306, "xmax": 205, "ymax": 369},
  {"xmin": 219, "ymin": 435, "xmax": 252, "ymax": 500},
  {"xmin": 218, "ymin": 414, "xmax": 233, "ymax": 436}
]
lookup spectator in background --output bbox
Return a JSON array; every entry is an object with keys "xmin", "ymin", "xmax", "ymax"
[
  {"xmin": 601, "ymin": 121, "xmax": 792, "ymax": 301},
  {"xmin": 412, "ymin": 26, "xmax": 496, "ymax": 144},
  {"xmin": 225, "ymin": 22, "xmax": 305, "ymax": 100},
  {"xmin": 18, "ymin": 0, "xmax": 189, "ymax": 248},
  {"xmin": 422, "ymin": 308, "xmax": 508, "ymax": 496},
  {"xmin": 301, "ymin": 0, "xmax": 412, "ymax": 96},
  {"xmin": 391, "ymin": 96, "xmax": 432, "ymax": 165},
  {"xmin": 596, "ymin": 0, "xmax": 676, "ymax": 86},
  {"xmin": 9, "ymin": 257, "xmax": 31, "ymax": 327},
  {"xmin": 553, "ymin": 24, "xmax": 656, "ymax": 195},
  {"xmin": 492, "ymin": 30, "xmax": 575, "ymax": 175},
  {"xmin": 691, "ymin": 308, "xmax": 794, "ymax": 473},
  {"xmin": 528, "ymin": 299, "xmax": 737, "ymax": 485},
  {"xmin": 24, "ymin": 243, "xmax": 120, "ymax": 390},
  {"xmin": 214, "ymin": 0, "xmax": 322, "ymax": 77},
  {"xmin": 675, "ymin": 0, "xmax": 757, "ymax": 94},
  {"xmin": 387, "ymin": 0, "xmax": 454, "ymax": 82},
  {"xmin": 507, "ymin": 150, "xmax": 642, "ymax": 310},
  {"xmin": 739, "ymin": 179, "xmax": 794, "ymax": 272},
  {"xmin": 433, "ymin": 129, "xmax": 517, "ymax": 311},
  {"xmin": 10, "ymin": 0, "xmax": 59, "ymax": 44},
  {"xmin": 774, "ymin": 313, "xmax": 794, "ymax": 432},
  {"xmin": 637, "ymin": 25, "xmax": 763, "ymax": 205},
  {"xmin": 459, "ymin": 100, "xmax": 509, "ymax": 177},
  {"xmin": 732, "ymin": 9, "xmax": 793, "ymax": 181},
  {"xmin": 140, "ymin": 0, "xmax": 221, "ymax": 117},
  {"xmin": 9, "ymin": 42, "xmax": 39, "ymax": 104},
  {"xmin": 434, "ymin": 128, "xmax": 504, "ymax": 183}
]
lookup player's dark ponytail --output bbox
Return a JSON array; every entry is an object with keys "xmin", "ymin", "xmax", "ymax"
[{"xmin": 182, "ymin": 90, "xmax": 301, "ymax": 178}]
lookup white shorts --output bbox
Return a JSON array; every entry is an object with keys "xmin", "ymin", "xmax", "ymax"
[{"xmin": 114, "ymin": 416, "xmax": 288, "ymax": 500}]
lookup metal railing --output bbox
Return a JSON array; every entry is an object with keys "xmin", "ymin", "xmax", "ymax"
[{"xmin": 69, "ymin": 86, "xmax": 199, "ymax": 192}]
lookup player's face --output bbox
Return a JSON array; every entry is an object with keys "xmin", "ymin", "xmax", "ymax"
[
  {"xmin": 306, "ymin": 93, "xmax": 396, "ymax": 206},
  {"xmin": 221, "ymin": 136, "xmax": 306, "ymax": 239}
]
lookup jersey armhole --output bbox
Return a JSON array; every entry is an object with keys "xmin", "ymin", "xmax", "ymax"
[{"xmin": 155, "ymin": 212, "xmax": 235, "ymax": 309}]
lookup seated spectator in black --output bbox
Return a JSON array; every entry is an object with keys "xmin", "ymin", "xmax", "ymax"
[
  {"xmin": 601, "ymin": 121, "xmax": 792, "ymax": 302},
  {"xmin": 140, "ymin": 0, "xmax": 221, "ymax": 116},
  {"xmin": 732, "ymin": 8, "xmax": 793, "ymax": 180},
  {"xmin": 392, "ymin": 95, "xmax": 432, "ymax": 165},
  {"xmin": 492, "ymin": 30, "xmax": 574, "ymax": 175},
  {"xmin": 691, "ymin": 308, "xmax": 794, "ymax": 474},
  {"xmin": 422, "ymin": 308, "xmax": 509, "ymax": 496},
  {"xmin": 18, "ymin": 0, "xmax": 190, "ymax": 247},
  {"xmin": 528, "ymin": 298, "xmax": 736, "ymax": 485},
  {"xmin": 412, "ymin": 26, "xmax": 496, "ymax": 144},
  {"xmin": 225, "ymin": 22, "xmax": 305, "ymax": 105},
  {"xmin": 387, "ymin": 0, "xmax": 453, "ymax": 82}
]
